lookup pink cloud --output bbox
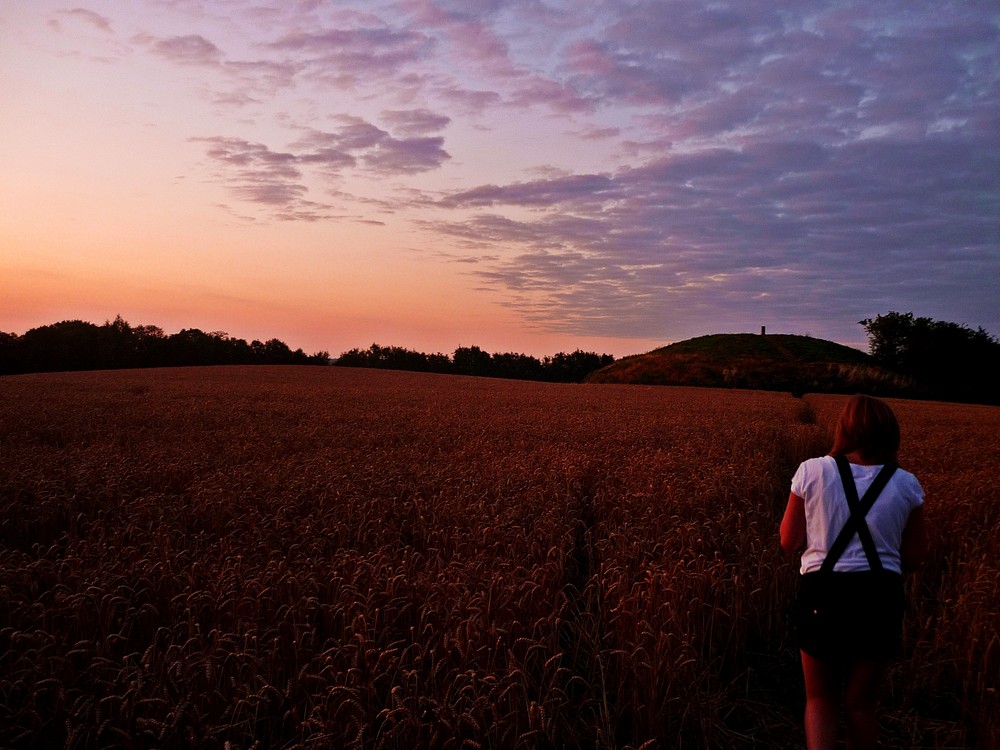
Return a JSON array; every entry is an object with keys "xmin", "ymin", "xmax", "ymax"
[
  {"xmin": 143, "ymin": 34, "xmax": 223, "ymax": 66},
  {"xmin": 59, "ymin": 8, "xmax": 114, "ymax": 33}
]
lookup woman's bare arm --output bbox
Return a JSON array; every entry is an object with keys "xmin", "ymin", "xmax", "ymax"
[
  {"xmin": 900, "ymin": 504, "xmax": 928, "ymax": 571},
  {"xmin": 780, "ymin": 492, "xmax": 806, "ymax": 556}
]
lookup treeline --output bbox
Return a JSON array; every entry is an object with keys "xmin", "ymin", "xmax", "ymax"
[
  {"xmin": 861, "ymin": 312, "xmax": 1000, "ymax": 404},
  {"xmin": 14, "ymin": 311, "xmax": 991, "ymax": 397},
  {"xmin": 0, "ymin": 316, "xmax": 330, "ymax": 375},
  {"xmin": 0, "ymin": 317, "xmax": 614, "ymax": 383},
  {"xmin": 335, "ymin": 343, "xmax": 615, "ymax": 383}
]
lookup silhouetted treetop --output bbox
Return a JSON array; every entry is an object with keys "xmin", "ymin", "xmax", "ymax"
[
  {"xmin": 0, "ymin": 315, "xmax": 330, "ymax": 375},
  {"xmin": 860, "ymin": 312, "xmax": 1000, "ymax": 403},
  {"xmin": 333, "ymin": 342, "xmax": 615, "ymax": 383}
]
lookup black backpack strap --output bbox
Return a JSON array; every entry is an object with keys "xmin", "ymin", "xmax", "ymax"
[{"xmin": 820, "ymin": 456, "xmax": 898, "ymax": 573}]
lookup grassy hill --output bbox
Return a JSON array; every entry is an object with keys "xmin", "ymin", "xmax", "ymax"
[{"xmin": 586, "ymin": 333, "xmax": 920, "ymax": 396}]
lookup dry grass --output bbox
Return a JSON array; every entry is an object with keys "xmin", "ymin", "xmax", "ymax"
[{"xmin": 0, "ymin": 367, "xmax": 995, "ymax": 749}]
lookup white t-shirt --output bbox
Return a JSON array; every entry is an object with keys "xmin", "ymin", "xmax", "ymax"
[{"xmin": 791, "ymin": 455, "xmax": 924, "ymax": 575}]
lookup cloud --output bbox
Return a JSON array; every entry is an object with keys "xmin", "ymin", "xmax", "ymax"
[
  {"xmin": 69, "ymin": 0, "xmax": 998, "ymax": 342},
  {"xmin": 193, "ymin": 112, "xmax": 452, "ymax": 219},
  {"xmin": 293, "ymin": 116, "xmax": 451, "ymax": 174},
  {"xmin": 133, "ymin": 31, "xmax": 299, "ymax": 105},
  {"xmin": 365, "ymin": 135, "xmax": 449, "ymax": 173},
  {"xmin": 176, "ymin": 3, "xmax": 998, "ymax": 335},
  {"xmin": 317, "ymin": 118, "xmax": 387, "ymax": 150},
  {"xmin": 427, "ymin": 129, "xmax": 1000, "ymax": 339},
  {"xmin": 368, "ymin": 1, "xmax": 996, "ymax": 340},
  {"xmin": 433, "ymin": 85, "xmax": 502, "ymax": 114},
  {"xmin": 396, "ymin": 0, "xmax": 597, "ymax": 114},
  {"xmin": 269, "ymin": 26, "xmax": 432, "ymax": 87},
  {"xmin": 380, "ymin": 108, "xmax": 450, "ymax": 136},
  {"xmin": 148, "ymin": 34, "xmax": 223, "ymax": 66},
  {"xmin": 192, "ymin": 137, "xmax": 315, "ymax": 217},
  {"xmin": 440, "ymin": 173, "xmax": 616, "ymax": 209},
  {"xmin": 57, "ymin": 8, "xmax": 114, "ymax": 33},
  {"xmin": 400, "ymin": 0, "xmax": 513, "ymax": 70},
  {"xmin": 224, "ymin": 60, "xmax": 300, "ymax": 95}
]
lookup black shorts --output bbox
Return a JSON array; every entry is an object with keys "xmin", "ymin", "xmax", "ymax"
[{"xmin": 795, "ymin": 570, "xmax": 905, "ymax": 661}]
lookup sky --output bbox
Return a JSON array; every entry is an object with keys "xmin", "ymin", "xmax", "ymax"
[{"xmin": 2, "ymin": 1, "xmax": 998, "ymax": 358}]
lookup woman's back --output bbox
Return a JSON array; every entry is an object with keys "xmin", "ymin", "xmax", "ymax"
[{"xmin": 792, "ymin": 455, "xmax": 923, "ymax": 574}]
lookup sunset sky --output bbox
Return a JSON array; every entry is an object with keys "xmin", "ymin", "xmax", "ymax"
[{"xmin": 2, "ymin": 1, "xmax": 998, "ymax": 358}]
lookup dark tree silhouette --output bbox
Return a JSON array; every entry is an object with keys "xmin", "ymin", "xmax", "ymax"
[
  {"xmin": 860, "ymin": 312, "xmax": 1000, "ymax": 403},
  {"xmin": 452, "ymin": 345, "xmax": 493, "ymax": 377},
  {"xmin": 542, "ymin": 350, "xmax": 616, "ymax": 383},
  {"xmin": 335, "ymin": 344, "xmax": 450, "ymax": 373},
  {"xmin": 0, "ymin": 315, "xmax": 608, "ymax": 382},
  {"xmin": 0, "ymin": 316, "xmax": 330, "ymax": 375},
  {"xmin": 491, "ymin": 351, "xmax": 546, "ymax": 381},
  {"xmin": 16, "ymin": 320, "xmax": 107, "ymax": 373},
  {"xmin": 334, "ymin": 342, "xmax": 614, "ymax": 383}
]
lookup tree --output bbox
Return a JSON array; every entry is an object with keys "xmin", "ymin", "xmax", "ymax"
[
  {"xmin": 333, "ymin": 342, "xmax": 614, "ymax": 382},
  {"xmin": 255, "ymin": 338, "xmax": 295, "ymax": 364},
  {"xmin": 543, "ymin": 350, "xmax": 616, "ymax": 383},
  {"xmin": 860, "ymin": 312, "xmax": 1000, "ymax": 403},
  {"xmin": 491, "ymin": 351, "xmax": 544, "ymax": 380},
  {"xmin": 333, "ymin": 343, "xmax": 447, "ymax": 372},
  {"xmin": 17, "ymin": 320, "xmax": 106, "ymax": 372},
  {"xmin": 100, "ymin": 315, "xmax": 140, "ymax": 368},
  {"xmin": 133, "ymin": 324, "xmax": 167, "ymax": 366},
  {"xmin": 0, "ymin": 316, "xmax": 328, "ymax": 374},
  {"xmin": 859, "ymin": 312, "xmax": 914, "ymax": 371},
  {"xmin": 452, "ymin": 346, "xmax": 492, "ymax": 377},
  {"xmin": 0, "ymin": 331, "xmax": 18, "ymax": 374},
  {"xmin": 163, "ymin": 328, "xmax": 222, "ymax": 366}
]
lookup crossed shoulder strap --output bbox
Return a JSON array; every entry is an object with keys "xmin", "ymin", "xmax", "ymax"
[{"xmin": 820, "ymin": 456, "xmax": 898, "ymax": 573}]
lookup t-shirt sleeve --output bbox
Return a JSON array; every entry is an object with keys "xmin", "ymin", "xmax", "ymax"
[
  {"xmin": 790, "ymin": 461, "xmax": 809, "ymax": 497},
  {"xmin": 904, "ymin": 471, "xmax": 925, "ymax": 509}
]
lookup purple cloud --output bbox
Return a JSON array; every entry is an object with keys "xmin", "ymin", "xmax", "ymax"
[
  {"xmin": 293, "ymin": 117, "xmax": 451, "ymax": 174},
  {"xmin": 149, "ymin": 34, "xmax": 223, "ymax": 66},
  {"xmin": 224, "ymin": 60, "xmax": 299, "ymax": 95},
  {"xmin": 365, "ymin": 136, "xmax": 449, "ymax": 173},
  {"xmin": 427, "ymin": 128, "xmax": 1000, "ymax": 340},
  {"xmin": 193, "ymin": 112, "xmax": 451, "ymax": 219},
  {"xmin": 58, "ymin": 8, "xmax": 114, "ymax": 33},
  {"xmin": 192, "ymin": 137, "xmax": 314, "ymax": 217},
  {"xmin": 440, "ymin": 174, "xmax": 616, "ymax": 209},
  {"xmin": 269, "ymin": 26, "xmax": 432, "ymax": 87},
  {"xmin": 70, "ymin": 0, "xmax": 997, "ymax": 342},
  {"xmin": 381, "ymin": 109, "xmax": 450, "ymax": 136}
]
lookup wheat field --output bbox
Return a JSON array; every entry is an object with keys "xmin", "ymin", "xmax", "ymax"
[{"xmin": 1, "ymin": 366, "xmax": 996, "ymax": 749}]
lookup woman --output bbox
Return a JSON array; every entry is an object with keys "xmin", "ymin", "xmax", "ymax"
[{"xmin": 780, "ymin": 395, "xmax": 927, "ymax": 750}]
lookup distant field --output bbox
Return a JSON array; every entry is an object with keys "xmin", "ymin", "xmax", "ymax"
[{"xmin": 1, "ymin": 367, "xmax": 996, "ymax": 749}]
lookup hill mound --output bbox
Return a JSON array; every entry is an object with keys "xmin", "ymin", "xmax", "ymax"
[{"xmin": 586, "ymin": 333, "xmax": 919, "ymax": 396}]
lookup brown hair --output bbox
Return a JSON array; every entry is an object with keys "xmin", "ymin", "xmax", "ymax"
[{"xmin": 829, "ymin": 394, "xmax": 900, "ymax": 464}]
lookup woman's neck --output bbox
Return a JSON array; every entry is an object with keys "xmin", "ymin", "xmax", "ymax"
[{"xmin": 844, "ymin": 450, "xmax": 879, "ymax": 465}]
